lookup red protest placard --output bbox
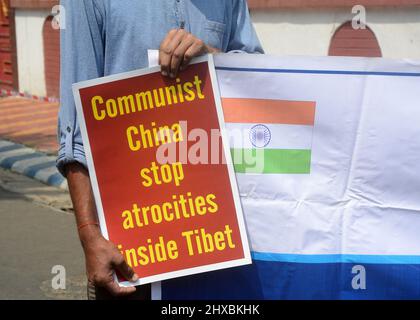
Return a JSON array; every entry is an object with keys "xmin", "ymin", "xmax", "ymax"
[{"xmin": 72, "ymin": 56, "xmax": 251, "ymax": 286}]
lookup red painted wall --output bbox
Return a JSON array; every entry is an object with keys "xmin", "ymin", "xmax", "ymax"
[
  {"xmin": 248, "ymin": 0, "xmax": 420, "ymax": 9},
  {"xmin": 43, "ymin": 15, "xmax": 59, "ymax": 97},
  {"xmin": 329, "ymin": 22, "xmax": 382, "ymax": 57}
]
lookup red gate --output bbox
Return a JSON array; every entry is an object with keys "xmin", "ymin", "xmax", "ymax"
[{"xmin": 0, "ymin": 0, "xmax": 14, "ymax": 90}]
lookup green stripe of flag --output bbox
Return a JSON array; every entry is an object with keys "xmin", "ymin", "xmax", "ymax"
[{"xmin": 231, "ymin": 149, "xmax": 311, "ymax": 174}]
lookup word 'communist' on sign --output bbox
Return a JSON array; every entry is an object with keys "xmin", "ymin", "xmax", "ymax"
[{"xmin": 90, "ymin": 75, "xmax": 206, "ymax": 121}]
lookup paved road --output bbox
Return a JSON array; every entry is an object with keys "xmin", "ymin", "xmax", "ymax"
[{"xmin": 0, "ymin": 168, "xmax": 86, "ymax": 299}]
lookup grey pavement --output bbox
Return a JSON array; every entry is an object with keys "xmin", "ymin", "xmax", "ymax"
[{"xmin": 0, "ymin": 168, "xmax": 86, "ymax": 300}]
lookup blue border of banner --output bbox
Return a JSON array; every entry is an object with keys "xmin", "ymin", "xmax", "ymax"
[
  {"xmin": 252, "ymin": 252, "xmax": 420, "ymax": 264},
  {"xmin": 215, "ymin": 66, "xmax": 420, "ymax": 77}
]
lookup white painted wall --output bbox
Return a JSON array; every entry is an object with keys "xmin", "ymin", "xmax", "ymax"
[
  {"xmin": 12, "ymin": 6, "xmax": 420, "ymax": 97},
  {"xmin": 15, "ymin": 9, "xmax": 51, "ymax": 96},
  {"xmin": 251, "ymin": 7, "xmax": 420, "ymax": 60}
]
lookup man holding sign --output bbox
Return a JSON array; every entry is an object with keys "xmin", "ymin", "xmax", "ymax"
[{"xmin": 57, "ymin": 0, "xmax": 262, "ymax": 299}]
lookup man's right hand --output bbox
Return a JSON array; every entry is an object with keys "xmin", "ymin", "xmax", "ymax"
[
  {"xmin": 79, "ymin": 224, "xmax": 139, "ymax": 296},
  {"xmin": 66, "ymin": 162, "xmax": 138, "ymax": 297}
]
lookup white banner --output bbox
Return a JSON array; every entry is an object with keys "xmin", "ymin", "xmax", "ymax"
[{"xmin": 149, "ymin": 51, "xmax": 420, "ymax": 299}]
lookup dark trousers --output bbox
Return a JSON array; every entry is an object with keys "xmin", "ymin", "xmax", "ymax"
[{"xmin": 87, "ymin": 282, "xmax": 151, "ymax": 300}]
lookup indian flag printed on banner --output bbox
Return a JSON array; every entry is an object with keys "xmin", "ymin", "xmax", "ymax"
[{"xmin": 223, "ymin": 98, "xmax": 316, "ymax": 174}]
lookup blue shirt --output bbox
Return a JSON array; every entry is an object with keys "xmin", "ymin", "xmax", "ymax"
[{"xmin": 57, "ymin": 0, "xmax": 263, "ymax": 175}]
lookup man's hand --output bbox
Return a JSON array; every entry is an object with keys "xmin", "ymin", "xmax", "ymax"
[
  {"xmin": 66, "ymin": 162, "xmax": 138, "ymax": 297},
  {"xmin": 80, "ymin": 225, "xmax": 139, "ymax": 296},
  {"xmin": 159, "ymin": 28, "xmax": 220, "ymax": 78}
]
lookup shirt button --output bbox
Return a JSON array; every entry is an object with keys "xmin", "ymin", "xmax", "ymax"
[{"xmin": 67, "ymin": 126, "xmax": 71, "ymax": 133}]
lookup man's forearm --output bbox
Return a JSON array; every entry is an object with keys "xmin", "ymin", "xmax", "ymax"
[
  {"xmin": 65, "ymin": 162, "xmax": 138, "ymax": 295},
  {"xmin": 65, "ymin": 162, "xmax": 101, "ymax": 245}
]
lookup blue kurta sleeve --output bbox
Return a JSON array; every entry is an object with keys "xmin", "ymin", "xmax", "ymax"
[
  {"xmin": 227, "ymin": 0, "xmax": 264, "ymax": 53},
  {"xmin": 56, "ymin": 0, "xmax": 105, "ymax": 176}
]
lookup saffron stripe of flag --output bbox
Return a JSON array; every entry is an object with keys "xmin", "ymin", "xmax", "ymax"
[
  {"xmin": 231, "ymin": 149, "xmax": 312, "ymax": 174},
  {"xmin": 222, "ymin": 98, "xmax": 316, "ymax": 125}
]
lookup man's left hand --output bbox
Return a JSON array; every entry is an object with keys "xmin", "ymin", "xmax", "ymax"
[{"xmin": 159, "ymin": 29, "xmax": 220, "ymax": 78}]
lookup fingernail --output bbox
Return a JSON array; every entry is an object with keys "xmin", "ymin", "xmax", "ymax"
[
  {"xmin": 161, "ymin": 71, "xmax": 168, "ymax": 76},
  {"xmin": 170, "ymin": 73, "xmax": 175, "ymax": 78},
  {"xmin": 131, "ymin": 273, "xmax": 139, "ymax": 282}
]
